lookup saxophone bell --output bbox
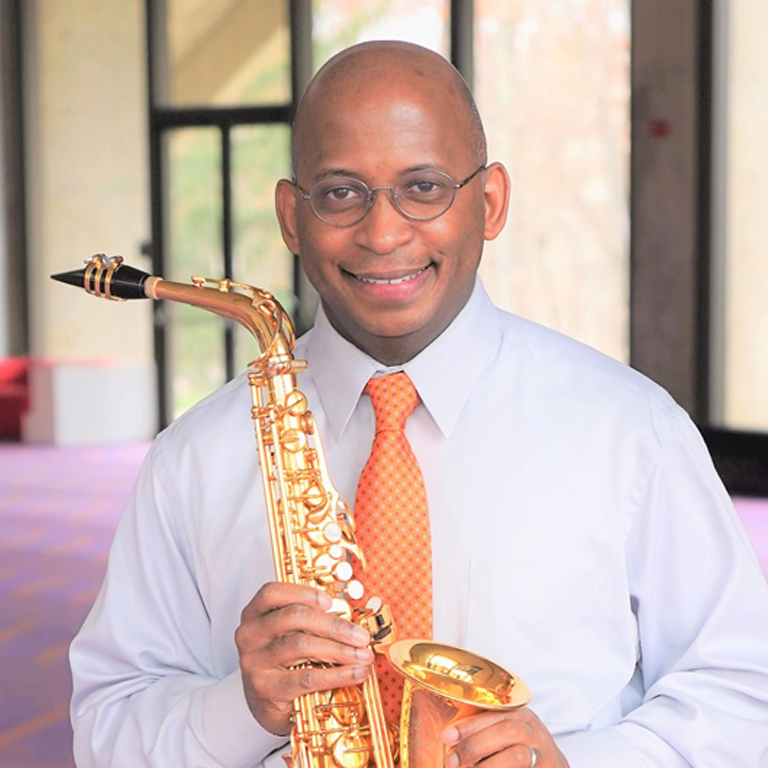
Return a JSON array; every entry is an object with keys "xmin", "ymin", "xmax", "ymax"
[{"xmin": 388, "ymin": 640, "xmax": 530, "ymax": 768}]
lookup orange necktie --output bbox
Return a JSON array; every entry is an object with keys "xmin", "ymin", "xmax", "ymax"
[{"xmin": 353, "ymin": 372, "xmax": 433, "ymax": 723}]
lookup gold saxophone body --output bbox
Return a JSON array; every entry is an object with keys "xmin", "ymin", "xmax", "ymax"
[{"xmin": 52, "ymin": 255, "xmax": 531, "ymax": 768}]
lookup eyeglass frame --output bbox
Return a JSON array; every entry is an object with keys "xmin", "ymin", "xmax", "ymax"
[{"xmin": 291, "ymin": 164, "xmax": 487, "ymax": 227}]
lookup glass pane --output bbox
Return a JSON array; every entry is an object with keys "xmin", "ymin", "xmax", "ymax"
[
  {"xmin": 313, "ymin": 0, "xmax": 449, "ymax": 68},
  {"xmin": 717, "ymin": 0, "xmax": 768, "ymax": 431},
  {"xmin": 163, "ymin": 0, "xmax": 290, "ymax": 107},
  {"xmin": 475, "ymin": 1, "xmax": 631, "ymax": 363},
  {"xmin": 231, "ymin": 124, "xmax": 293, "ymax": 372},
  {"xmin": 166, "ymin": 128, "xmax": 225, "ymax": 419}
]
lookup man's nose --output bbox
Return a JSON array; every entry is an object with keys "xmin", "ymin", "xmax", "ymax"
[{"xmin": 353, "ymin": 188, "xmax": 412, "ymax": 254}]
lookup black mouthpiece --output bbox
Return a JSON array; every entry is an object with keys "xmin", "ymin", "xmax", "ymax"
[{"xmin": 51, "ymin": 259, "xmax": 151, "ymax": 300}]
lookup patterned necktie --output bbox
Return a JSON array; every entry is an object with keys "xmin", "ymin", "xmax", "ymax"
[{"xmin": 353, "ymin": 372, "xmax": 433, "ymax": 723}]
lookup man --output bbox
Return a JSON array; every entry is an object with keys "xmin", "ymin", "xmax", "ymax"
[{"xmin": 70, "ymin": 42, "xmax": 768, "ymax": 768}]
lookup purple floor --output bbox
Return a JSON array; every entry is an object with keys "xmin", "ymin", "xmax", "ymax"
[
  {"xmin": 0, "ymin": 443, "xmax": 767, "ymax": 767},
  {"xmin": 0, "ymin": 443, "xmax": 149, "ymax": 768}
]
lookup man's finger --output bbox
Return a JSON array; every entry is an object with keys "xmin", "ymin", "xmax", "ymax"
[
  {"xmin": 462, "ymin": 744, "xmax": 538, "ymax": 768},
  {"xmin": 265, "ymin": 631, "xmax": 375, "ymax": 668},
  {"xmin": 265, "ymin": 603, "xmax": 371, "ymax": 645},
  {"xmin": 252, "ymin": 661, "xmax": 372, "ymax": 706},
  {"xmin": 242, "ymin": 582, "xmax": 332, "ymax": 619},
  {"xmin": 239, "ymin": 602, "xmax": 370, "ymax": 654},
  {"xmin": 444, "ymin": 718, "xmax": 531, "ymax": 768},
  {"xmin": 443, "ymin": 709, "xmax": 528, "ymax": 744}
]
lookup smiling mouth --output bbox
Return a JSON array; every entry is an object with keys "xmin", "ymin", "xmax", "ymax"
[{"xmin": 350, "ymin": 265, "xmax": 430, "ymax": 285}]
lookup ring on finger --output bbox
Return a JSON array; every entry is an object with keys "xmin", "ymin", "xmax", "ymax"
[{"xmin": 528, "ymin": 746, "xmax": 538, "ymax": 768}]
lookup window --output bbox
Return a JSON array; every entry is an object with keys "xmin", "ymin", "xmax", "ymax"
[
  {"xmin": 476, "ymin": 1, "xmax": 630, "ymax": 363},
  {"xmin": 148, "ymin": 0, "xmax": 297, "ymax": 422},
  {"xmin": 148, "ymin": 0, "xmax": 630, "ymax": 422},
  {"xmin": 711, "ymin": 0, "xmax": 768, "ymax": 432}
]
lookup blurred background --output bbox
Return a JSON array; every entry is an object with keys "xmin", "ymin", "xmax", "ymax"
[
  {"xmin": 2, "ymin": 0, "xmax": 767, "ymax": 442},
  {"xmin": 0, "ymin": 1, "xmax": 766, "ymax": 766}
]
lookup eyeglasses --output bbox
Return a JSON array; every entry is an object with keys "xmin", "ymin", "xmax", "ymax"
[{"xmin": 293, "ymin": 164, "xmax": 486, "ymax": 227}]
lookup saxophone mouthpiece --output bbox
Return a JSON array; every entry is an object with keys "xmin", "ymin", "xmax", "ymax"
[{"xmin": 51, "ymin": 254, "xmax": 152, "ymax": 300}]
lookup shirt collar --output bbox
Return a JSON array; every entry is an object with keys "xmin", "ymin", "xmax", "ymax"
[{"xmin": 306, "ymin": 277, "xmax": 502, "ymax": 440}]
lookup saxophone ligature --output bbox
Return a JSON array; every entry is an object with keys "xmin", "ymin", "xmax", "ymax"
[{"xmin": 53, "ymin": 254, "xmax": 531, "ymax": 768}]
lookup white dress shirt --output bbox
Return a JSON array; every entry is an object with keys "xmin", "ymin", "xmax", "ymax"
[{"xmin": 70, "ymin": 278, "xmax": 768, "ymax": 768}]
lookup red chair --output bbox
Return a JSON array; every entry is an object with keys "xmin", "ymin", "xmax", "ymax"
[{"xmin": 0, "ymin": 357, "xmax": 29, "ymax": 441}]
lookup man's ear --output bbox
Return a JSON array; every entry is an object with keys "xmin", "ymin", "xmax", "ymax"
[
  {"xmin": 275, "ymin": 178, "xmax": 300, "ymax": 254},
  {"xmin": 482, "ymin": 162, "xmax": 510, "ymax": 241}
]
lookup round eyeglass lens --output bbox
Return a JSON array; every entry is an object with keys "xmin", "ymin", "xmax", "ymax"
[
  {"xmin": 309, "ymin": 178, "xmax": 370, "ymax": 226},
  {"xmin": 394, "ymin": 170, "xmax": 455, "ymax": 220}
]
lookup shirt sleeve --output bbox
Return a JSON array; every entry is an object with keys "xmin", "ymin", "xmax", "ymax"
[
  {"xmin": 557, "ymin": 410, "xmax": 768, "ymax": 768},
  {"xmin": 69, "ymin": 439, "xmax": 288, "ymax": 768}
]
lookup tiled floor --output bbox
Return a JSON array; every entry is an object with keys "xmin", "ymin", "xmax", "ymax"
[
  {"xmin": 0, "ymin": 442, "xmax": 766, "ymax": 767},
  {"xmin": 0, "ymin": 443, "xmax": 149, "ymax": 768}
]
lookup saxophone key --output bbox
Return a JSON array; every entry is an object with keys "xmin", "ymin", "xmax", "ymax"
[
  {"xmin": 323, "ymin": 522, "xmax": 342, "ymax": 543},
  {"xmin": 281, "ymin": 428, "xmax": 308, "ymax": 453},
  {"xmin": 334, "ymin": 561, "xmax": 353, "ymax": 582},
  {"xmin": 365, "ymin": 597, "xmax": 382, "ymax": 613},
  {"xmin": 346, "ymin": 580, "xmax": 364, "ymax": 601},
  {"xmin": 328, "ymin": 596, "xmax": 353, "ymax": 619},
  {"xmin": 301, "ymin": 483, "xmax": 331, "ymax": 517},
  {"xmin": 311, "ymin": 552, "xmax": 343, "ymax": 580},
  {"xmin": 331, "ymin": 734, "xmax": 371, "ymax": 768},
  {"xmin": 282, "ymin": 389, "xmax": 308, "ymax": 416}
]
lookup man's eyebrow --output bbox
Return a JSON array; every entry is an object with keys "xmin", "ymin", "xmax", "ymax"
[
  {"xmin": 312, "ymin": 163, "xmax": 445, "ymax": 182},
  {"xmin": 314, "ymin": 168, "xmax": 359, "ymax": 180},
  {"xmin": 402, "ymin": 163, "xmax": 444, "ymax": 174}
]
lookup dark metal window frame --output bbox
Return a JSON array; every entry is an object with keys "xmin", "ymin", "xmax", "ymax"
[{"xmin": 1, "ymin": 0, "xmax": 29, "ymax": 357}]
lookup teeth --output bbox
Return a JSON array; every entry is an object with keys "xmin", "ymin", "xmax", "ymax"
[{"xmin": 356, "ymin": 266, "xmax": 426, "ymax": 285}]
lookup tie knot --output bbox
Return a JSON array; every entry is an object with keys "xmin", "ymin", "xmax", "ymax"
[{"xmin": 365, "ymin": 373, "xmax": 420, "ymax": 431}]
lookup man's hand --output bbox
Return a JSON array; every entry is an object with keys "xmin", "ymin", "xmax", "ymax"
[
  {"xmin": 442, "ymin": 709, "xmax": 570, "ymax": 768},
  {"xmin": 235, "ymin": 582, "xmax": 374, "ymax": 735}
]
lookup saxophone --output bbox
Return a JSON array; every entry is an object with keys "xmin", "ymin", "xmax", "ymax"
[{"xmin": 53, "ymin": 255, "xmax": 531, "ymax": 768}]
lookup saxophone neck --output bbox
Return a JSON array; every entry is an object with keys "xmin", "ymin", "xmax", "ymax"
[
  {"xmin": 52, "ymin": 255, "xmax": 297, "ymax": 359},
  {"xmin": 148, "ymin": 274, "xmax": 296, "ymax": 359}
]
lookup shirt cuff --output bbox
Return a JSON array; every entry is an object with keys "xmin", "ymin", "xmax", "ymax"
[{"xmin": 202, "ymin": 670, "xmax": 289, "ymax": 768}]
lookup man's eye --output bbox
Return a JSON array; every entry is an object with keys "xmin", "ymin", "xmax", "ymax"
[
  {"xmin": 328, "ymin": 186, "xmax": 354, "ymax": 200},
  {"xmin": 402, "ymin": 178, "xmax": 446, "ymax": 198},
  {"xmin": 318, "ymin": 184, "xmax": 364, "ymax": 206}
]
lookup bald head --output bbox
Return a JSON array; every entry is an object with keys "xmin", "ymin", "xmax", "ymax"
[
  {"xmin": 274, "ymin": 40, "xmax": 510, "ymax": 365},
  {"xmin": 291, "ymin": 41, "xmax": 487, "ymax": 176}
]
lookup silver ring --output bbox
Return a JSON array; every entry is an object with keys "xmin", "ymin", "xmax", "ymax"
[{"xmin": 528, "ymin": 746, "xmax": 538, "ymax": 768}]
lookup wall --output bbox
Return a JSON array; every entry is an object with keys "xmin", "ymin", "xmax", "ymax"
[
  {"xmin": 631, "ymin": 0, "xmax": 702, "ymax": 416},
  {"xmin": 0, "ymin": 55, "xmax": 7, "ymax": 360},
  {"xmin": 23, "ymin": 0, "xmax": 155, "ymax": 439}
]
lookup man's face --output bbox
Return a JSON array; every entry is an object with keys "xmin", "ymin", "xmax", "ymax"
[{"xmin": 277, "ymin": 66, "xmax": 508, "ymax": 364}]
